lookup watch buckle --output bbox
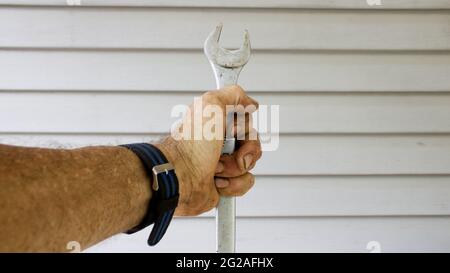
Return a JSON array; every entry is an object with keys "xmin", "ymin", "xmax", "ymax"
[{"xmin": 151, "ymin": 163, "xmax": 174, "ymax": 191}]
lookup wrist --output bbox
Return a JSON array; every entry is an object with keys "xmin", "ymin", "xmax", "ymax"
[
  {"xmin": 120, "ymin": 142, "xmax": 180, "ymax": 245},
  {"xmin": 154, "ymin": 137, "xmax": 193, "ymax": 214},
  {"xmin": 118, "ymin": 146, "xmax": 153, "ymax": 228}
]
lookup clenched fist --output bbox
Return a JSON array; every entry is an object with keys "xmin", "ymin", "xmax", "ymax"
[{"xmin": 156, "ymin": 85, "xmax": 262, "ymax": 216}]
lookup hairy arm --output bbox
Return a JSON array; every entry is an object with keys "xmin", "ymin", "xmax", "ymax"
[
  {"xmin": 0, "ymin": 144, "xmax": 151, "ymax": 252},
  {"xmin": 0, "ymin": 86, "xmax": 261, "ymax": 253}
]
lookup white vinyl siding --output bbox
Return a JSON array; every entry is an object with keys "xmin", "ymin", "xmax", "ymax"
[{"xmin": 0, "ymin": 0, "xmax": 449, "ymax": 252}]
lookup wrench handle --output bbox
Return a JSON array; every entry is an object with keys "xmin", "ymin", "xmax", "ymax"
[
  {"xmin": 215, "ymin": 70, "xmax": 240, "ymax": 253},
  {"xmin": 216, "ymin": 131, "xmax": 236, "ymax": 253},
  {"xmin": 216, "ymin": 69, "xmax": 240, "ymax": 157}
]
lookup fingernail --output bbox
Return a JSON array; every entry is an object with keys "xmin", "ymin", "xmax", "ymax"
[
  {"xmin": 243, "ymin": 154, "xmax": 253, "ymax": 170},
  {"xmin": 215, "ymin": 162, "xmax": 224, "ymax": 173},
  {"xmin": 215, "ymin": 178, "xmax": 229, "ymax": 188}
]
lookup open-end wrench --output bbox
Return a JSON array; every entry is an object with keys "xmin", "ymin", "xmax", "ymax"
[{"xmin": 204, "ymin": 24, "xmax": 251, "ymax": 253}]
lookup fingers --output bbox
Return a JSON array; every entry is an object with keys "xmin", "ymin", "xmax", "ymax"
[
  {"xmin": 215, "ymin": 133, "xmax": 262, "ymax": 177},
  {"xmin": 215, "ymin": 172, "xmax": 255, "ymax": 197},
  {"xmin": 215, "ymin": 154, "xmax": 242, "ymax": 178},
  {"xmin": 205, "ymin": 85, "xmax": 259, "ymax": 111},
  {"xmin": 234, "ymin": 113, "xmax": 253, "ymax": 140},
  {"xmin": 202, "ymin": 85, "xmax": 258, "ymax": 141}
]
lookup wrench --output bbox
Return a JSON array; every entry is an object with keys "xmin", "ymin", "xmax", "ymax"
[{"xmin": 204, "ymin": 23, "xmax": 251, "ymax": 253}]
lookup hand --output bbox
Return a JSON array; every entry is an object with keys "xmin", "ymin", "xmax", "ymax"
[{"xmin": 156, "ymin": 85, "xmax": 262, "ymax": 216}]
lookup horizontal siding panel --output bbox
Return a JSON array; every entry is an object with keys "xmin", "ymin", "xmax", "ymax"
[
  {"xmin": 86, "ymin": 216, "xmax": 450, "ymax": 252},
  {"xmin": 238, "ymin": 175, "xmax": 450, "ymax": 217},
  {"xmin": 1, "ymin": 51, "xmax": 450, "ymax": 92},
  {"xmin": 261, "ymin": 135, "xmax": 450, "ymax": 175},
  {"xmin": 2, "ymin": 0, "xmax": 450, "ymax": 9},
  {"xmin": 1, "ymin": 92, "xmax": 450, "ymax": 133},
  {"xmin": 1, "ymin": 1, "xmax": 449, "ymax": 254},
  {"xmin": 1, "ymin": 134, "xmax": 450, "ymax": 175},
  {"xmin": 1, "ymin": 7, "xmax": 449, "ymax": 50}
]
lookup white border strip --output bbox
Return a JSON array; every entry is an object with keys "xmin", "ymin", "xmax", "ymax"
[{"xmin": 0, "ymin": 0, "xmax": 449, "ymax": 9}]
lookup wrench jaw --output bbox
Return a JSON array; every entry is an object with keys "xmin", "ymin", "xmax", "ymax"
[
  {"xmin": 203, "ymin": 24, "xmax": 222, "ymax": 67},
  {"xmin": 204, "ymin": 24, "xmax": 251, "ymax": 70},
  {"xmin": 216, "ymin": 29, "xmax": 251, "ymax": 68}
]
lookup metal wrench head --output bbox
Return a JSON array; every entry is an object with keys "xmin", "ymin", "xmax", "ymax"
[{"xmin": 204, "ymin": 23, "xmax": 251, "ymax": 69}]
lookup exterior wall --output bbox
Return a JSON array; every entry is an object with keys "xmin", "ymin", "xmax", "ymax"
[{"xmin": 1, "ymin": 1, "xmax": 449, "ymax": 252}]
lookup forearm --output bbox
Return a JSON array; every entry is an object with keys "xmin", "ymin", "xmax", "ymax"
[
  {"xmin": 0, "ymin": 86, "xmax": 261, "ymax": 252},
  {"xmin": 0, "ymin": 144, "xmax": 151, "ymax": 252}
]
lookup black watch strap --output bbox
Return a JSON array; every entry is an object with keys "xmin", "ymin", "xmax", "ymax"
[{"xmin": 120, "ymin": 143, "xmax": 179, "ymax": 246}]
